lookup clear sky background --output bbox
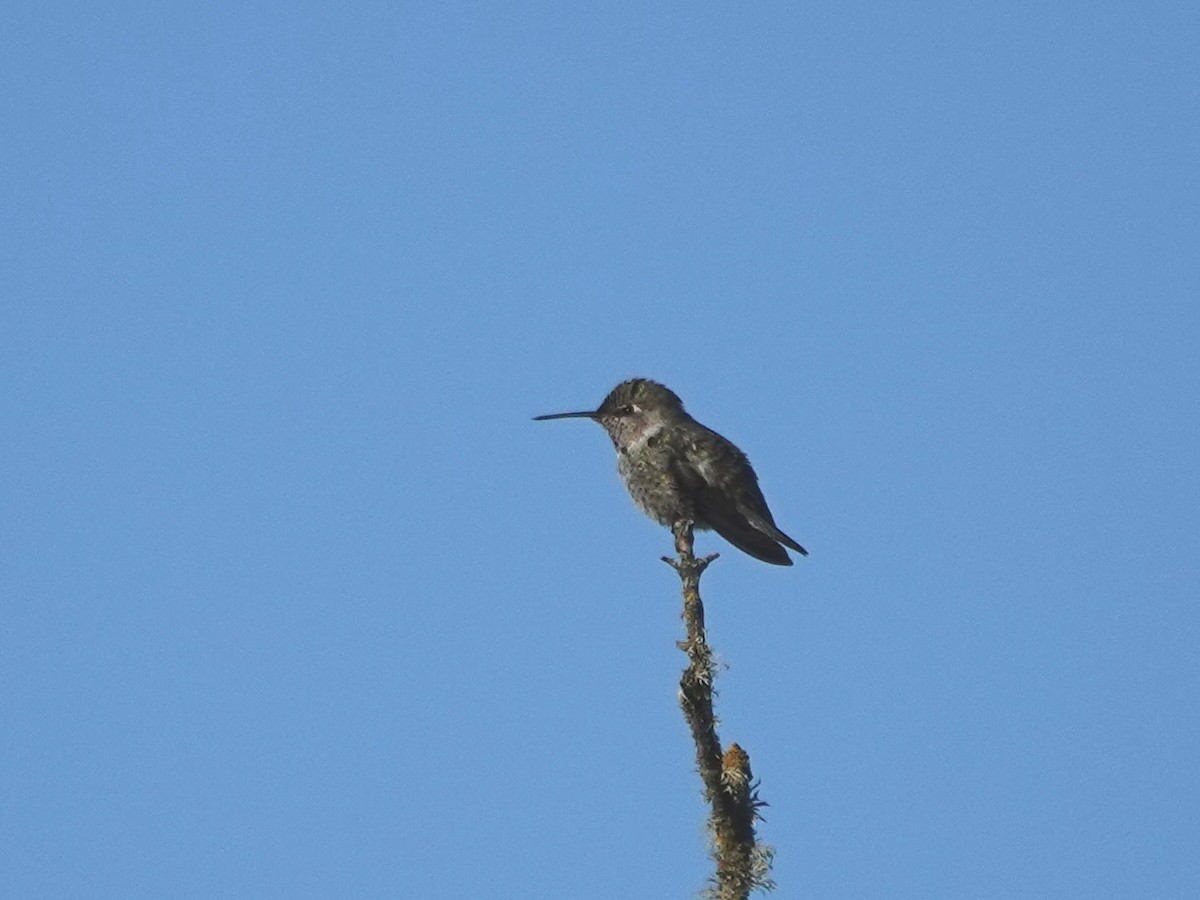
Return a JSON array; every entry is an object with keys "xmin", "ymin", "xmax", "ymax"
[{"xmin": 3, "ymin": 3, "xmax": 1198, "ymax": 898}]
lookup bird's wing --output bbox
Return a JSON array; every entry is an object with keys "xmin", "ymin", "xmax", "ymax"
[
  {"xmin": 738, "ymin": 503, "xmax": 809, "ymax": 556},
  {"xmin": 701, "ymin": 501, "xmax": 795, "ymax": 565},
  {"xmin": 670, "ymin": 438, "xmax": 794, "ymax": 565},
  {"xmin": 683, "ymin": 428, "xmax": 808, "ymax": 558}
]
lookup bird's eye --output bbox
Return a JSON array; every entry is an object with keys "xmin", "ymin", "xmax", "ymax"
[{"xmin": 618, "ymin": 404, "xmax": 635, "ymax": 415}]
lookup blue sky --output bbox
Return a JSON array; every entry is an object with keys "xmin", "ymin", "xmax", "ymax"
[{"xmin": 3, "ymin": 3, "xmax": 1198, "ymax": 897}]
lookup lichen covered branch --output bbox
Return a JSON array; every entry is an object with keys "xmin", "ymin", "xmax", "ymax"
[{"xmin": 664, "ymin": 522, "xmax": 774, "ymax": 899}]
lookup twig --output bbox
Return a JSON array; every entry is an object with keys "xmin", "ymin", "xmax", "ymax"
[{"xmin": 664, "ymin": 522, "xmax": 774, "ymax": 899}]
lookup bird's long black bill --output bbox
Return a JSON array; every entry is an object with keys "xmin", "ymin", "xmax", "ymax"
[{"xmin": 532, "ymin": 410, "xmax": 600, "ymax": 421}]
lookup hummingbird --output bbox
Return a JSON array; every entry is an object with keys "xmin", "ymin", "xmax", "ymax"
[{"xmin": 534, "ymin": 378, "xmax": 808, "ymax": 565}]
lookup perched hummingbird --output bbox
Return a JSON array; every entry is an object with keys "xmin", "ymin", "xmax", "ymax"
[{"xmin": 534, "ymin": 378, "xmax": 808, "ymax": 565}]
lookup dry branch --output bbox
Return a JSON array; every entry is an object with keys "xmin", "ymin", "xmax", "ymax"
[{"xmin": 664, "ymin": 522, "xmax": 774, "ymax": 899}]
